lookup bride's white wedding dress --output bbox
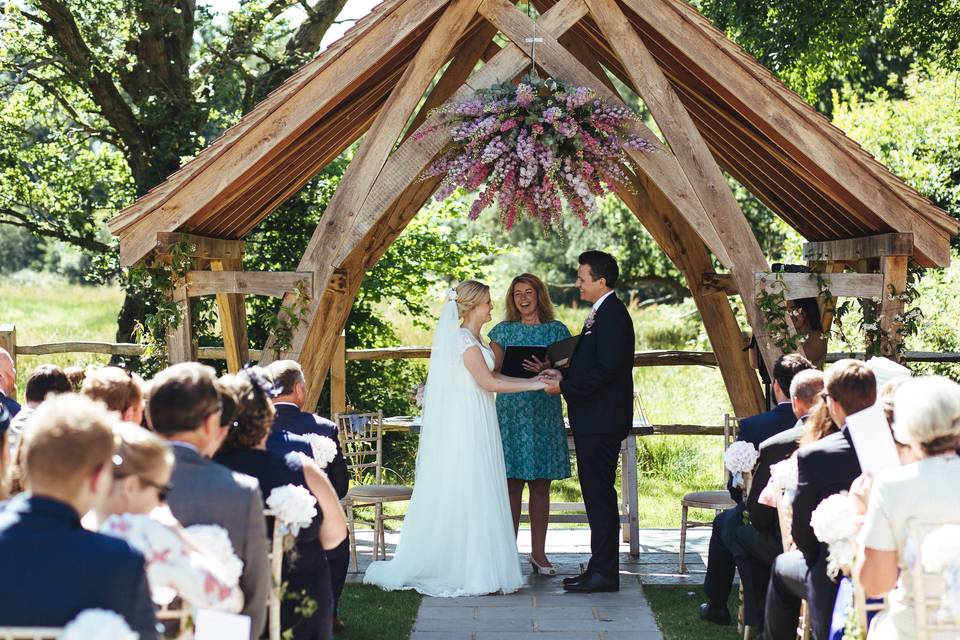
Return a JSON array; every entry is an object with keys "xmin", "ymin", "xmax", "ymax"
[{"xmin": 363, "ymin": 298, "xmax": 523, "ymax": 597}]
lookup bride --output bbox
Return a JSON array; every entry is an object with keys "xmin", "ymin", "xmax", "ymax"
[{"xmin": 364, "ymin": 280, "xmax": 547, "ymax": 597}]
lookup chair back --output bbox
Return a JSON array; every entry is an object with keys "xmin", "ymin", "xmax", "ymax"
[
  {"xmin": 722, "ymin": 413, "xmax": 739, "ymax": 483},
  {"xmin": 334, "ymin": 411, "xmax": 385, "ymax": 484},
  {"xmin": 775, "ymin": 488, "xmax": 793, "ymax": 551},
  {"xmin": 910, "ymin": 520, "xmax": 960, "ymax": 640},
  {"xmin": 0, "ymin": 630, "xmax": 61, "ymax": 640},
  {"xmin": 633, "ymin": 391, "xmax": 651, "ymax": 426},
  {"xmin": 264, "ymin": 510, "xmax": 288, "ymax": 640}
]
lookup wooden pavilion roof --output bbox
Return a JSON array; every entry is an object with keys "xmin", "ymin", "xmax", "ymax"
[{"xmin": 109, "ymin": 0, "xmax": 959, "ymax": 267}]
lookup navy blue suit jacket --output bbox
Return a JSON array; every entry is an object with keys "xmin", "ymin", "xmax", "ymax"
[
  {"xmin": 728, "ymin": 402, "xmax": 796, "ymax": 502},
  {"xmin": 271, "ymin": 403, "xmax": 349, "ymax": 499},
  {"xmin": 0, "ymin": 495, "xmax": 158, "ymax": 637},
  {"xmin": 560, "ymin": 294, "xmax": 635, "ymax": 436},
  {"xmin": 0, "ymin": 391, "xmax": 20, "ymax": 418}
]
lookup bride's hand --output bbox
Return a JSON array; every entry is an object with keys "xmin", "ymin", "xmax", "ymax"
[{"xmin": 539, "ymin": 368, "xmax": 562, "ymax": 382}]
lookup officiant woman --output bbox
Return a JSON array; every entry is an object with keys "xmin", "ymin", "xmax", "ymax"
[{"xmin": 489, "ymin": 273, "xmax": 572, "ymax": 576}]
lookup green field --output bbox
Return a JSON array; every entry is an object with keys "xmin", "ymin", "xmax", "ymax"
[{"xmin": 0, "ymin": 276, "xmax": 727, "ymax": 528}]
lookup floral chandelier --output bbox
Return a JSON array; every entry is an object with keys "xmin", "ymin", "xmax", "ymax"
[{"xmin": 419, "ymin": 75, "xmax": 655, "ymax": 231}]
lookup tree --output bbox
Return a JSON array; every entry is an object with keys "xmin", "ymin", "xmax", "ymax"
[
  {"xmin": 696, "ymin": 0, "xmax": 960, "ymax": 110},
  {"xmin": 0, "ymin": 0, "xmax": 350, "ymax": 341}
]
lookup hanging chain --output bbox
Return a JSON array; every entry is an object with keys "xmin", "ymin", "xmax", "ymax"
[{"xmin": 524, "ymin": 3, "xmax": 543, "ymax": 79}]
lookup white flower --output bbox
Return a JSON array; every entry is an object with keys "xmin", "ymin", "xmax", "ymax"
[
  {"xmin": 724, "ymin": 441, "xmax": 759, "ymax": 488},
  {"xmin": 446, "ymin": 288, "xmax": 458, "ymax": 301},
  {"xmin": 810, "ymin": 493, "xmax": 859, "ymax": 579},
  {"xmin": 266, "ymin": 484, "xmax": 317, "ymax": 537},
  {"xmin": 301, "ymin": 433, "xmax": 338, "ymax": 469},
  {"xmin": 919, "ymin": 525, "xmax": 960, "ymax": 623},
  {"xmin": 59, "ymin": 609, "xmax": 137, "ymax": 640},
  {"xmin": 770, "ymin": 457, "xmax": 799, "ymax": 493},
  {"xmin": 185, "ymin": 524, "xmax": 244, "ymax": 585}
]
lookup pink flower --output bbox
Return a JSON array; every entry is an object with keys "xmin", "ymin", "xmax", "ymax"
[
  {"xmin": 500, "ymin": 118, "xmax": 517, "ymax": 132},
  {"xmin": 516, "ymin": 83, "xmax": 535, "ymax": 108}
]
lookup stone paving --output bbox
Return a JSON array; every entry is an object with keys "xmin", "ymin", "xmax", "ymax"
[{"xmin": 347, "ymin": 527, "xmax": 713, "ymax": 639}]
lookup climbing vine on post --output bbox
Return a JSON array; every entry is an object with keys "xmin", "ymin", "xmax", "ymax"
[
  {"xmin": 269, "ymin": 279, "xmax": 312, "ymax": 356},
  {"xmin": 755, "ymin": 272, "xmax": 807, "ymax": 352},
  {"xmin": 125, "ymin": 240, "xmax": 193, "ymax": 373}
]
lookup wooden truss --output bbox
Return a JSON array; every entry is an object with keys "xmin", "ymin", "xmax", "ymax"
[{"xmin": 113, "ymin": 0, "xmax": 959, "ymax": 418}]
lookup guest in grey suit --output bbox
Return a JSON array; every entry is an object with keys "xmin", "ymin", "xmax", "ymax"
[{"xmin": 147, "ymin": 363, "xmax": 270, "ymax": 640}]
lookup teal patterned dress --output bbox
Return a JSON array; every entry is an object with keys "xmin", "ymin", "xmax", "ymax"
[{"xmin": 488, "ymin": 320, "xmax": 572, "ymax": 480}]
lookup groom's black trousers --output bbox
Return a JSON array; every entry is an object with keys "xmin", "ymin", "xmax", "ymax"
[{"xmin": 573, "ymin": 433, "xmax": 624, "ymax": 580}]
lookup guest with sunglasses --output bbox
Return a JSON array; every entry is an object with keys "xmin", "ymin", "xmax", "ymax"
[{"xmin": 95, "ymin": 422, "xmax": 243, "ymax": 613}]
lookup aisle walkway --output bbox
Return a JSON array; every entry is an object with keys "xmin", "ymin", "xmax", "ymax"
[{"xmin": 350, "ymin": 527, "xmax": 713, "ymax": 639}]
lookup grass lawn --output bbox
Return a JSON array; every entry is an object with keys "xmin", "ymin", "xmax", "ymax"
[
  {"xmin": 643, "ymin": 585, "xmax": 742, "ymax": 640},
  {"xmin": 0, "ymin": 274, "xmax": 125, "ymax": 400},
  {"xmin": 338, "ymin": 583, "xmax": 421, "ymax": 640}
]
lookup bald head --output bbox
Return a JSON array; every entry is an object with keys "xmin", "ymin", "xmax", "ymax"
[{"xmin": 0, "ymin": 348, "xmax": 15, "ymax": 397}]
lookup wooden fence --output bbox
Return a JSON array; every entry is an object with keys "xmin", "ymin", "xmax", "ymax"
[{"xmin": 3, "ymin": 323, "xmax": 959, "ymax": 435}]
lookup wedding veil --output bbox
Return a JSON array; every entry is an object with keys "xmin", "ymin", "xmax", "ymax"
[{"xmin": 416, "ymin": 289, "xmax": 462, "ymax": 467}]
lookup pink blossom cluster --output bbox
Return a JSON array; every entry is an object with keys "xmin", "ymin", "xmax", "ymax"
[{"xmin": 425, "ymin": 76, "xmax": 655, "ymax": 230}]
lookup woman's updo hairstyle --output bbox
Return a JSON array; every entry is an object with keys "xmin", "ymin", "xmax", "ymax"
[
  {"xmin": 893, "ymin": 376, "xmax": 960, "ymax": 455},
  {"xmin": 221, "ymin": 366, "xmax": 277, "ymax": 450},
  {"xmin": 454, "ymin": 280, "xmax": 490, "ymax": 320}
]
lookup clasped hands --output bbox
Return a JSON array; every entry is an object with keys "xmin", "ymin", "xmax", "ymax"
[{"xmin": 519, "ymin": 356, "xmax": 562, "ymax": 394}]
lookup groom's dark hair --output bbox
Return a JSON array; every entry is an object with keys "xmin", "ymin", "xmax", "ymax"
[{"xmin": 578, "ymin": 251, "xmax": 619, "ymax": 288}]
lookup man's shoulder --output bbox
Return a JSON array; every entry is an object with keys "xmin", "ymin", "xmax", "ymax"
[
  {"xmin": 173, "ymin": 455, "xmax": 260, "ymax": 496},
  {"xmin": 760, "ymin": 424, "xmax": 803, "ymax": 451},
  {"xmin": 797, "ymin": 431, "xmax": 852, "ymax": 464}
]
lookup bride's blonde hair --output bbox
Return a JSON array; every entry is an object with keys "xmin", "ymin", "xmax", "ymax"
[{"xmin": 455, "ymin": 280, "xmax": 490, "ymax": 320}]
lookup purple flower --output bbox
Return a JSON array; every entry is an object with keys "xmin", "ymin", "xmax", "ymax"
[{"xmin": 516, "ymin": 83, "xmax": 535, "ymax": 108}]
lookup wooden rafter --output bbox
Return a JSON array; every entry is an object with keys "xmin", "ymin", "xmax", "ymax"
[
  {"xmin": 183, "ymin": 271, "xmax": 313, "ymax": 299},
  {"xmin": 755, "ymin": 272, "xmax": 884, "ymax": 301}
]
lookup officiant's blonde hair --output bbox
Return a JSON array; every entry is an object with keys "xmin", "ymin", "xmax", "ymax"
[
  {"xmin": 504, "ymin": 273, "xmax": 556, "ymax": 323},
  {"xmin": 455, "ymin": 280, "xmax": 490, "ymax": 320}
]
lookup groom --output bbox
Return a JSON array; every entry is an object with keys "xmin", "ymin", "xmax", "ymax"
[{"xmin": 542, "ymin": 251, "xmax": 635, "ymax": 593}]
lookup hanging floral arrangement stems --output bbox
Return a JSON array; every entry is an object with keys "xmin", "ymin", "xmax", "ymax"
[{"xmin": 417, "ymin": 75, "xmax": 656, "ymax": 231}]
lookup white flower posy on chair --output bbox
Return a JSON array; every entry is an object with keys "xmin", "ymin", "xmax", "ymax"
[
  {"xmin": 266, "ymin": 485, "xmax": 318, "ymax": 537},
  {"xmin": 810, "ymin": 492, "xmax": 860, "ymax": 579},
  {"xmin": 919, "ymin": 524, "xmax": 960, "ymax": 623},
  {"xmin": 724, "ymin": 441, "xmax": 759, "ymax": 489},
  {"xmin": 59, "ymin": 609, "xmax": 137, "ymax": 640},
  {"xmin": 183, "ymin": 523, "xmax": 245, "ymax": 586},
  {"xmin": 759, "ymin": 456, "xmax": 799, "ymax": 507},
  {"xmin": 300, "ymin": 433, "xmax": 339, "ymax": 470}
]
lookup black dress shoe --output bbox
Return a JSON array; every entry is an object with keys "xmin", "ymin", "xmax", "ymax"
[
  {"xmin": 563, "ymin": 573, "xmax": 619, "ymax": 593},
  {"xmin": 562, "ymin": 573, "xmax": 587, "ymax": 586},
  {"xmin": 698, "ymin": 602, "xmax": 731, "ymax": 625}
]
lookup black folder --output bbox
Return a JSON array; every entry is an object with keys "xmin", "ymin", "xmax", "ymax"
[
  {"xmin": 501, "ymin": 346, "xmax": 547, "ymax": 378},
  {"xmin": 545, "ymin": 335, "xmax": 580, "ymax": 369}
]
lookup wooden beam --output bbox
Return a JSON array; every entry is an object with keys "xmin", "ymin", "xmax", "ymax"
[
  {"xmin": 156, "ymin": 232, "xmax": 245, "ymax": 261},
  {"xmin": 209, "ymin": 258, "xmax": 249, "ymax": 373},
  {"xmin": 701, "ymin": 273, "xmax": 738, "ymax": 296},
  {"xmin": 0, "ymin": 324, "xmax": 15, "ymax": 362},
  {"xmin": 582, "ymin": 0, "xmax": 782, "ymax": 372},
  {"xmin": 755, "ymin": 272, "xmax": 884, "ymax": 301},
  {"xmin": 166, "ymin": 287, "xmax": 194, "ymax": 364},
  {"xmin": 802, "ymin": 233, "xmax": 914, "ymax": 262},
  {"xmin": 330, "ymin": 332, "xmax": 347, "ymax": 418},
  {"xmin": 617, "ymin": 0, "xmax": 953, "ymax": 268},
  {"xmin": 477, "ymin": 0, "xmax": 733, "ymax": 268},
  {"xmin": 879, "ymin": 255, "xmax": 909, "ymax": 360},
  {"xmin": 614, "ymin": 170, "xmax": 764, "ymax": 417},
  {"xmin": 184, "ymin": 271, "xmax": 313, "ymax": 299}
]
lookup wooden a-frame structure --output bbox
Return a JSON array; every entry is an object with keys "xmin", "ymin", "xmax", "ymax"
[{"xmin": 109, "ymin": 0, "xmax": 959, "ymax": 417}]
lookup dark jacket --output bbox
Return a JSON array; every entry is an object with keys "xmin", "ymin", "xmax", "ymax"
[
  {"xmin": 0, "ymin": 391, "xmax": 20, "ymax": 419},
  {"xmin": 166, "ymin": 444, "xmax": 269, "ymax": 639},
  {"xmin": 560, "ymin": 293, "xmax": 635, "ymax": 436},
  {"xmin": 729, "ymin": 402, "xmax": 796, "ymax": 502},
  {"xmin": 747, "ymin": 422, "xmax": 804, "ymax": 533},
  {"xmin": 0, "ymin": 495, "xmax": 157, "ymax": 637},
  {"xmin": 791, "ymin": 427, "xmax": 861, "ymax": 640},
  {"xmin": 272, "ymin": 403, "xmax": 349, "ymax": 499}
]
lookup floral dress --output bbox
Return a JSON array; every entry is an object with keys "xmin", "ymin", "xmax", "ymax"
[{"xmin": 488, "ymin": 320, "xmax": 572, "ymax": 480}]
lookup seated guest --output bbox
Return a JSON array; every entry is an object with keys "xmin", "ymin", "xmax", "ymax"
[
  {"xmin": 267, "ymin": 360, "xmax": 351, "ymax": 631},
  {"xmin": 95, "ymin": 422, "xmax": 243, "ymax": 613},
  {"xmin": 0, "ymin": 394, "xmax": 157, "ymax": 637},
  {"xmin": 700, "ymin": 354, "xmax": 813, "ymax": 625},
  {"xmin": 215, "ymin": 368, "xmax": 347, "ymax": 640},
  {"xmin": 0, "ymin": 347, "xmax": 20, "ymax": 418},
  {"xmin": 854, "ymin": 376, "xmax": 960, "ymax": 639},
  {"xmin": 764, "ymin": 359, "xmax": 876, "ymax": 640},
  {"xmin": 9, "ymin": 364, "xmax": 72, "ymax": 446},
  {"xmin": 64, "ymin": 365, "xmax": 87, "ymax": 392},
  {"xmin": 735, "ymin": 369, "xmax": 826, "ymax": 630},
  {"xmin": 82, "ymin": 366, "xmax": 146, "ymax": 425},
  {"xmin": 147, "ymin": 362, "xmax": 269, "ymax": 640},
  {"xmin": 0, "ymin": 404, "xmax": 10, "ymax": 500}
]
